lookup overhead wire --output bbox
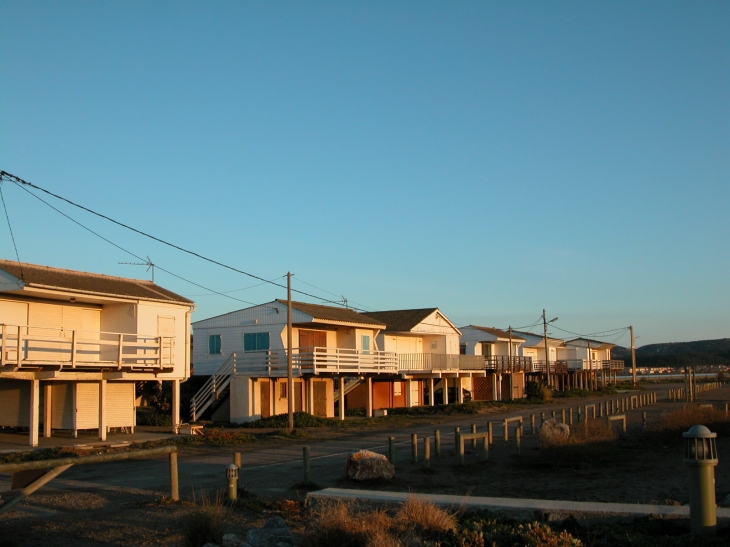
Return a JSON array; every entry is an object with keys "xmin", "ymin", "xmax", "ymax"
[
  {"xmin": 0, "ymin": 171, "xmax": 366, "ymax": 310},
  {"xmin": 8, "ymin": 179, "xmax": 269, "ymax": 307},
  {"xmin": 0, "ymin": 181, "xmax": 23, "ymax": 279}
]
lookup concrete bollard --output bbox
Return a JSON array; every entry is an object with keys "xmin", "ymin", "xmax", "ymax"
[
  {"xmin": 457, "ymin": 435, "xmax": 465, "ymax": 466},
  {"xmin": 424, "ymin": 437, "xmax": 431, "ymax": 469},
  {"xmin": 303, "ymin": 446, "xmax": 310, "ymax": 484},
  {"xmin": 487, "ymin": 422, "xmax": 494, "ymax": 445},
  {"xmin": 561, "ymin": 408, "xmax": 566, "ymax": 424},
  {"xmin": 531, "ymin": 414, "xmax": 536, "ymax": 435},
  {"xmin": 411, "ymin": 433, "xmax": 418, "ymax": 463},
  {"xmin": 434, "ymin": 430, "xmax": 441, "ymax": 457},
  {"xmin": 227, "ymin": 464, "xmax": 239, "ymax": 500},
  {"xmin": 388, "ymin": 437, "xmax": 396, "ymax": 464},
  {"xmin": 483, "ymin": 435, "xmax": 489, "ymax": 461},
  {"xmin": 599, "ymin": 403, "xmax": 604, "ymax": 418},
  {"xmin": 684, "ymin": 425, "xmax": 719, "ymax": 537},
  {"xmin": 471, "ymin": 424, "xmax": 478, "ymax": 448}
]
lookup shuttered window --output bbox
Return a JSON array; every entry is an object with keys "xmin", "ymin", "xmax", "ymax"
[
  {"xmin": 244, "ymin": 332, "xmax": 270, "ymax": 351},
  {"xmin": 208, "ymin": 335, "xmax": 222, "ymax": 355}
]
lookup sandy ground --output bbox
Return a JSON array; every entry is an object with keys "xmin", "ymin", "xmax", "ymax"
[{"xmin": 0, "ymin": 383, "xmax": 728, "ymax": 546}]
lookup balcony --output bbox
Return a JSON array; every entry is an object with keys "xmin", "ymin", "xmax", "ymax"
[
  {"xmin": 233, "ymin": 347, "xmax": 398, "ymax": 376},
  {"xmin": 0, "ymin": 324, "xmax": 175, "ymax": 372},
  {"xmin": 398, "ymin": 353, "xmax": 533, "ymax": 373},
  {"xmin": 532, "ymin": 359, "xmax": 625, "ymax": 373}
]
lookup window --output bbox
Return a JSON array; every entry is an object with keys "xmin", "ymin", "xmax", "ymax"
[
  {"xmin": 459, "ymin": 343, "xmax": 466, "ymax": 355},
  {"xmin": 361, "ymin": 335, "xmax": 371, "ymax": 353},
  {"xmin": 208, "ymin": 335, "xmax": 222, "ymax": 355},
  {"xmin": 393, "ymin": 381, "xmax": 402, "ymax": 396},
  {"xmin": 244, "ymin": 332, "xmax": 270, "ymax": 352},
  {"xmin": 279, "ymin": 381, "xmax": 287, "ymax": 398}
]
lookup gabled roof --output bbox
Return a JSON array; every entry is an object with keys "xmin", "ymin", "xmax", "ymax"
[
  {"xmin": 565, "ymin": 338, "xmax": 616, "ymax": 350},
  {"xmin": 513, "ymin": 330, "xmax": 565, "ymax": 346},
  {"xmin": 275, "ymin": 300, "xmax": 386, "ymax": 328},
  {"xmin": 465, "ymin": 325, "xmax": 526, "ymax": 341},
  {"xmin": 363, "ymin": 308, "xmax": 438, "ymax": 332},
  {"xmin": 0, "ymin": 259, "xmax": 194, "ymax": 305}
]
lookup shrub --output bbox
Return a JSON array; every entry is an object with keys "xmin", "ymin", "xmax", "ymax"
[
  {"xmin": 243, "ymin": 411, "xmax": 335, "ymax": 428},
  {"xmin": 460, "ymin": 516, "xmax": 581, "ymax": 547},
  {"xmin": 182, "ymin": 491, "xmax": 230, "ymax": 547},
  {"xmin": 526, "ymin": 381, "xmax": 553, "ymax": 402},
  {"xmin": 303, "ymin": 501, "xmax": 395, "ymax": 547},
  {"xmin": 136, "ymin": 407, "xmax": 172, "ymax": 426}
]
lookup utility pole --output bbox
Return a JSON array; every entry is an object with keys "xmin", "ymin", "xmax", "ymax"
[
  {"xmin": 508, "ymin": 326, "xmax": 513, "ymax": 366},
  {"xmin": 287, "ymin": 273, "xmax": 294, "ymax": 431},
  {"xmin": 542, "ymin": 311, "xmax": 559, "ymax": 387},
  {"xmin": 543, "ymin": 310, "xmax": 550, "ymax": 386},
  {"xmin": 630, "ymin": 325, "xmax": 637, "ymax": 386}
]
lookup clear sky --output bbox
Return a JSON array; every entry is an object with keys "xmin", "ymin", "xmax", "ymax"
[{"xmin": 1, "ymin": 1, "xmax": 728, "ymax": 347}]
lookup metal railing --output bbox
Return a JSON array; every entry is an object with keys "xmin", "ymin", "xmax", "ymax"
[
  {"xmin": 0, "ymin": 323, "xmax": 174, "ymax": 371},
  {"xmin": 532, "ymin": 359, "xmax": 625, "ymax": 372},
  {"xmin": 398, "ymin": 353, "xmax": 533, "ymax": 373}
]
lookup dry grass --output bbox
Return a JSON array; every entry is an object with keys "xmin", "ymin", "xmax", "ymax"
[
  {"xmin": 303, "ymin": 499, "xmax": 457, "ymax": 547},
  {"xmin": 645, "ymin": 405, "xmax": 730, "ymax": 444},
  {"xmin": 181, "ymin": 490, "xmax": 231, "ymax": 547},
  {"xmin": 537, "ymin": 419, "xmax": 619, "ymax": 467},
  {"xmin": 396, "ymin": 498, "xmax": 458, "ymax": 535}
]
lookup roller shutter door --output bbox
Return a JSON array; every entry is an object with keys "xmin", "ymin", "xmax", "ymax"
[
  {"xmin": 0, "ymin": 379, "xmax": 30, "ymax": 427},
  {"xmin": 107, "ymin": 382, "xmax": 134, "ymax": 428}
]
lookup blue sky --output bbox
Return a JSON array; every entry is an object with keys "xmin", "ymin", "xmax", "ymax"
[{"xmin": 1, "ymin": 1, "xmax": 728, "ymax": 347}]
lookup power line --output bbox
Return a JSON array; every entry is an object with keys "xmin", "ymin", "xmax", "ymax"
[
  {"xmin": 8, "ymin": 178, "xmax": 267, "ymax": 307},
  {"xmin": 548, "ymin": 323, "xmax": 630, "ymax": 339},
  {"xmin": 0, "ymin": 170, "xmax": 364, "ymax": 310},
  {"xmin": 0, "ymin": 182, "xmax": 23, "ymax": 279}
]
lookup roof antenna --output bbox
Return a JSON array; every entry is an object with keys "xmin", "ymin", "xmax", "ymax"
[{"xmin": 119, "ymin": 256, "xmax": 155, "ymax": 282}]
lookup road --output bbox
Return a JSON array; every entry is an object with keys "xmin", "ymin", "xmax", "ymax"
[{"xmin": 1, "ymin": 381, "xmax": 722, "ymax": 507}]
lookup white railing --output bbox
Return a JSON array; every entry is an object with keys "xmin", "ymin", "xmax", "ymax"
[
  {"xmin": 398, "ymin": 353, "xmax": 523, "ymax": 372},
  {"xmin": 0, "ymin": 324, "xmax": 174, "ymax": 371},
  {"xmin": 190, "ymin": 353, "xmax": 235, "ymax": 421},
  {"xmin": 533, "ymin": 359, "xmax": 625, "ymax": 372},
  {"xmin": 231, "ymin": 347, "xmax": 398, "ymax": 376}
]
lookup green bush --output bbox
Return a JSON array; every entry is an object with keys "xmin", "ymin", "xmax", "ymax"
[
  {"xmin": 136, "ymin": 407, "xmax": 172, "ymax": 426},
  {"xmin": 243, "ymin": 411, "xmax": 336, "ymax": 428},
  {"xmin": 526, "ymin": 381, "xmax": 553, "ymax": 402}
]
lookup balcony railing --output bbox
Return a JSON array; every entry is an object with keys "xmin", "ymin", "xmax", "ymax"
[
  {"xmin": 0, "ymin": 324, "xmax": 174, "ymax": 371},
  {"xmin": 532, "ymin": 359, "xmax": 625, "ymax": 372},
  {"xmin": 230, "ymin": 348, "xmax": 538, "ymax": 376},
  {"xmin": 233, "ymin": 347, "xmax": 398, "ymax": 376},
  {"xmin": 399, "ymin": 353, "xmax": 533, "ymax": 373}
]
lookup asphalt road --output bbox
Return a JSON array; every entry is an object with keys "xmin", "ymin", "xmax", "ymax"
[{"xmin": 1, "ymin": 381, "xmax": 721, "ymax": 506}]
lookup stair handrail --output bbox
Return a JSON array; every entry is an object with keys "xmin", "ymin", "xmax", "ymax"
[{"xmin": 190, "ymin": 353, "xmax": 236, "ymax": 421}]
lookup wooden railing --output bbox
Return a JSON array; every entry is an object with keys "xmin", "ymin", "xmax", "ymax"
[{"xmin": 0, "ymin": 324, "xmax": 174, "ymax": 371}]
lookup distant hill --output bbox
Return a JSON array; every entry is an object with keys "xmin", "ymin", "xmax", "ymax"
[{"xmin": 612, "ymin": 338, "xmax": 730, "ymax": 368}]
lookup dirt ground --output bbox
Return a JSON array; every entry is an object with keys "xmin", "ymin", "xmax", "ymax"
[{"xmin": 1, "ymin": 385, "xmax": 728, "ymax": 546}]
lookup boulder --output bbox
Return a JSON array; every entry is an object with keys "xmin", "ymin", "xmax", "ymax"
[
  {"xmin": 222, "ymin": 533, "xmax": 250, "ymax": 547},
  {"xmin": 346, "ymin": 449, "xmax": 395, "ymax": 481},
  {"xmin": 246, "ymin": 516, "xmax": 295, "ymax": 547},
  {"xmin": 539, "ymin": 418, "xmax": 570, "ymax": 445}
]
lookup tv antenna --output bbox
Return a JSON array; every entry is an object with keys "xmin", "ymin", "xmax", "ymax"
[{"xmin": 119, "ymin": 256, "xmax": 155, "ymax": 282}]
